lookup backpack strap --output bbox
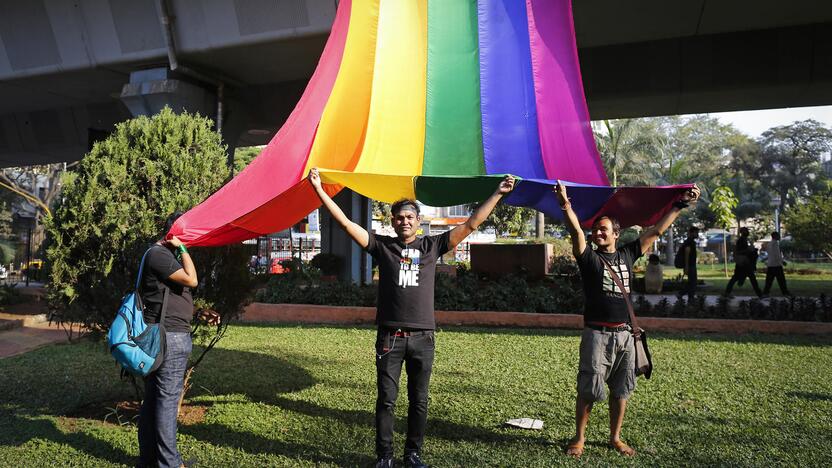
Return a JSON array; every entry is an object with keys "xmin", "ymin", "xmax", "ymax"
[
  {"xmin": 158, "ymin": 286, "xmax": 169, "ymax": 328},
  {"xmin": 598, "ymin": 255, "xmax": 641, "ymax": 335},
  {"xmin": 134, "ymin": 246, "xmax": 157, "ymax": 291}
]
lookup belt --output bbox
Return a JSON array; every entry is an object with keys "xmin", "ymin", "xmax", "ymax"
[
  {"xmin": 384, "ymin": 329, "xmax": 432, "ymax": 337},
  {"xmin": 586, "ymin": 323, "xmax": 630, "ymax": 332}
]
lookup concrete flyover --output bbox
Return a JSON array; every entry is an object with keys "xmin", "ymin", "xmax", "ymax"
[{"xmin": 0, "ymin": 0, "xmax": 830, "ymax": 168}]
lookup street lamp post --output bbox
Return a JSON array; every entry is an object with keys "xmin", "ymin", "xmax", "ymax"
[{"xmin": 771, "ymin": 194, "xmax": 782, "ymax": 235}]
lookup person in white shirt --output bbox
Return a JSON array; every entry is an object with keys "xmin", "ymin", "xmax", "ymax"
[{"xmin": 763, "ymin": 231, "xmax": 791, "ymax": 297}]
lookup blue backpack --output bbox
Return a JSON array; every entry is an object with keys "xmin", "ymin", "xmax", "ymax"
[{"xmin": 107, "ymin": 246, "xmax": 168, "ymax": 377}]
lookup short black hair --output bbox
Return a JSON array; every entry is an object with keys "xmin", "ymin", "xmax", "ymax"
[
  {"xmin": 593, "ymin": 215, "xmax": 620, "ymax": 234},
  {"xmin": 162, "ymin": 211, "xmax": 183, "ymax": 237},
  {"xmin": 688, "ymin": 226, "xmax": 700, "ymax": 233},
  {"xmin": 739, "ymin": 227, "xmax": 750, "ymax": 237},
  {"xmin": 771, "ymin": 231, "xmax": 781, "ymax": 240},
  {"xmin": 391, "ymin": 199, "xmax": 420, "ymax": 217}
]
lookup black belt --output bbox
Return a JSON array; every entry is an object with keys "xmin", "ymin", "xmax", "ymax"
[
  {"xmin": 382, "ymin": 329, "xmax": 433, "ymax": 337},
  {"xmin": 586, "ymin": 323, "xmax": 630, "ymax": 332}
]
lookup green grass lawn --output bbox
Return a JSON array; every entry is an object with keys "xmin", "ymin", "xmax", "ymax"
[
  {"xmin": 660, "ymin": 263, "xmax": 832, "ymax": 297},
  {"xmin": 2, "ymin": 324, "xmax": 832, "ymax": 467}
]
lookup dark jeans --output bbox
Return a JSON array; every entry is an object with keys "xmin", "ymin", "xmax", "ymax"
[
  {"xmin": 764, "ymin": 266, "xmax": 791, "ymax": 295},
  {"xmin": 138, "ymin": 332, "xmax": 192, "ymax": 468},
  {"xmin": 724, "ymin": 268, "xmax": 762, "ymax": 297},
  {"xmin": 680, "ymin": 268, "xmax": 697, "ymax": 301},
  {"xmin": 375, "ymin": 329, "xmax": 435, "ymax": 458}
]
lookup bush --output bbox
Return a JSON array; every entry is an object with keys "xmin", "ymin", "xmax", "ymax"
[
  {"xmin": 310, "ymin": 253, "xmax": 344, "ymax": 276},
  {"xmin": 46, "ymin": 108, "xmax": 251, "ymax": 334},
  {"xmin": 0, "ymin": 284, "xmax": 20, "ymax": 306},
  {"xmin": 258, "ymin": 263, "xmax": 584, "ymax": 314}
]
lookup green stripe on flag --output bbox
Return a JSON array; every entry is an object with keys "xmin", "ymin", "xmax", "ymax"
[
  {"xmin": 415, "ymin": 175, "xmax": 506, "ymax": 206},
  {"xmin": 422, "ymin": 0, "xmax": 485, "ymax": 176}
]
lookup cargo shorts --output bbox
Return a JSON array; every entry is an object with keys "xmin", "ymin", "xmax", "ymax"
[{"xmin": 577, "ymin": 327, "xmax": 636, "ymax": 402}]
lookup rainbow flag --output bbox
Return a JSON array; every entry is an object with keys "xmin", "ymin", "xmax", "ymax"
[{"xmin": 171, "ymin": 0, "xmax": 691, "ymax": 247}]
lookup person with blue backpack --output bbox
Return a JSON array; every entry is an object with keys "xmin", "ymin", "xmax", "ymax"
[{"xmin": 137, "ymin": 212, "xmax": 199, "ymax": 468}]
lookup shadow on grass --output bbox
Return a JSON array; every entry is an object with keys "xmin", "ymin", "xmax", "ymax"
[
  {"xmin": 0, "ymin": 348, "xmax": 319, "ymax": 466},
  {"xmin": 187, "ymin": 347, "xmax": 317, "ymax": 401},
  {"xmin": 787, "ymin": 391, "xmax": 832, "ymax": 402},
  {"xmin": 0, "ymin": 408, "xmax": 134, "ymax": 465},
  {"xmin": 180, "ymin": 422, "xmax": 375, "ymax": 466}
]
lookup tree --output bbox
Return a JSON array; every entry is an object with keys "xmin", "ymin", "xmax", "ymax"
[
  {"xmin": 709, "ymin": 186, "xmax": 739, "ymax": 278},
  {"xmin": 468, "ymin": 203, "xmax": 535, "ymax": 237},
  {"xmin": 46, "ymin": 107, "xmax": 253, "ymax": 402},
  {"xmin": 233, "ymin": 145, "xmax": 263, "ymax": 174},
  {"xmin": 785, "ymin": 189, "xmax": 832, "ymax": 260},
  {"xmin": 593, "ymin": 119, "xmax": 654, "ymax": 186},
  {"xmin": 758, "ymin": 120, "xmax": 832, "ymax": 215}
]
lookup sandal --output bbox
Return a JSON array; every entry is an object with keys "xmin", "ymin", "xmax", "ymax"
[
  {"xmin": 609, "ymin": 439, "xmax": 636, "ymax": 456},
  {"xmin": 565, "ymin": 439, "xmax": 584, "ymax": 458}
]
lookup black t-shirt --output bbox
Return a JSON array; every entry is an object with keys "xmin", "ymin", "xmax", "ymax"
[
  {"xmin": 365, "ymin": 231, "xmax": 452, "ymax": 330},
  {"xmin": 139, "ymin": 245, "xmax": 194, "ymax": 333},
  {"xmin": 576, "ymin": 240, "xmax": 643, "ymax": 323}
]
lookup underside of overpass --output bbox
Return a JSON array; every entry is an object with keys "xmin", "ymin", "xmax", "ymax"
[{"xmin": 0, "ymin": 0, "xmax": 831, "ymax": 167}]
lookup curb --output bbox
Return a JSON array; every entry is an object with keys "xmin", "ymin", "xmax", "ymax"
[{"xmin": 242, "ymin": 303, "xmax": 832, "ymax": 335}]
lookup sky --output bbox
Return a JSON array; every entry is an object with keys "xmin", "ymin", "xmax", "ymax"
[{"xmin": 708, "ymin": 104, "xmax": 832, "ymax": 139}]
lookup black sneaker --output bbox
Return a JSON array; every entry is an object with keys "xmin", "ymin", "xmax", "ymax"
[
  {"xmin": 403, "ymin": 452, "xmax": 428, "ymax": 468},
  {"xmin": 375, "ymin": 456, "xmax": 394, "ymax": 468}
]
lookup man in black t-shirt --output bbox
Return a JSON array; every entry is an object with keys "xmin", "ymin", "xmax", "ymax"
[
  {"xmin": 555, "ymin": 182, "xmax": 700, "ymax": 459},
  {"xmin": 678, "ymin": 226, "xmax": 699, "ymax": 302},
  {"xmin": 309, "ymin": 168, "xmax": 515, "ymax": 468},
  {"xmin": 724, "ymin": 227, "xmax": 763, "ymax": 297},
  {"xmin": 137, "ymin": 213, "xmax": 200, "ymax": 468}
]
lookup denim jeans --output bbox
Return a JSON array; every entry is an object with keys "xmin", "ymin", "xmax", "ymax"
[
  {"xmin": 375, "ymin": 329, "xmax": 435, "ymax": 458},
  {"xmin": 138, "ymin": 332, "xmax": 192, "ymax": 468}
]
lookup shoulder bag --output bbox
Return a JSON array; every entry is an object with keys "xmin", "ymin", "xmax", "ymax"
[{"xmin": 599, "ymin": 256, "xmax": 653, "ymax": 379}]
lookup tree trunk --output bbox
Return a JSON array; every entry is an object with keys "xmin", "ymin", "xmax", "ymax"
[
  {"xmin": 535, "ymin": 211, "xmax": 544, "ymax": 239},
  {"xmin": 665, "ymin": 227, "xmax": 674, "ymax": 266},
  {"xmin": 723, "ymin": 230, "xmax": 729, "ymax": 278}
]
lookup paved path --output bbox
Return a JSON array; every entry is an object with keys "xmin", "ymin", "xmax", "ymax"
[
  {"xmin": 0, "ymin": 310, "xmax": 72, "ymax": 359},
  {"xmin": 0, "ymin": 285, "xmax": 69, "ymax": 358}
]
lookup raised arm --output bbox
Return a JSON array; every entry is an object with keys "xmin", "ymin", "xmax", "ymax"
[
  {"xmin": 166, "ymin": 236, "xmax": 198, "ymax": 288},
  {"xmin": 554, "ymin": 182, "xmax": 586, "ymax": 258},
  {"xmin": 448, "ymin": 175, "xmax": 515, "ymax": 250},
  {"xmin": 308, "ymin": 168, "xmax": 370, "ymax": 249},
  {"xmin": 638, "ymin": 185, "xmax": 700, "ymax": 255}
]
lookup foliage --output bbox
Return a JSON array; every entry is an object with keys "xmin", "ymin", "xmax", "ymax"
[
  {"xmin": 0, "ymin": 284, "xmax": 21, "ymax": 306},
  {"xmin": 785, "ymin": 189, "xmax": 832, "ymax": 259},
  {"xmin": 468, "ymin": 203, "xmax": 535, "ymax": 236},
  {"xmin": 0, "ymin": 164, "xmax": 64, "ymax": 217},
  {"xmin": 593, "ymin": 119, "xmax": 653, "ymax": 186},
  {"xmin": 310, "ymin": 253, "xmax": 344, "ymax": 276},
  {"xmin": 258, "ymin": 262, "xmax": 583, "ymax": 314},
  {"xmin": 633, "ymin": 294, "xmax": 831, "ymax": 322},
  {"xmin": 45, "ymin": 108, "xmax": 236, "ymax": 335},
  {"xmin": 372, "ymin": 200, "xmax": 392, "ymax": 225},
  {"xmin": 232, "ymin": 145, "xmax": 263, "ymax": 175},
  {"xmin": 757, "ymin": 120, "xmax": 832, "ymax": 212},
  {"xmin": 0, "ymin": 200, "xmax": 12, "ymax": 240}
]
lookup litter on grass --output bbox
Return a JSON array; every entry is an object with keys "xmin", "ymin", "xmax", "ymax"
[{"xmin": 505, "ymin": 418, "xmax": 544, "ymax": 430}]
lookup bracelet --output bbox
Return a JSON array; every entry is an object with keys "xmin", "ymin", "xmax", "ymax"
[
  {"xmin": 672, "ymin": 200, "xmax": 689, "ymax": 209},
  {"xmin": 178, "ymin": 244, "xmax": 189, "ymax": 255},
  {"xmin": 560, "ymin": 202, "xmax": 571, "ymax": 211}
]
